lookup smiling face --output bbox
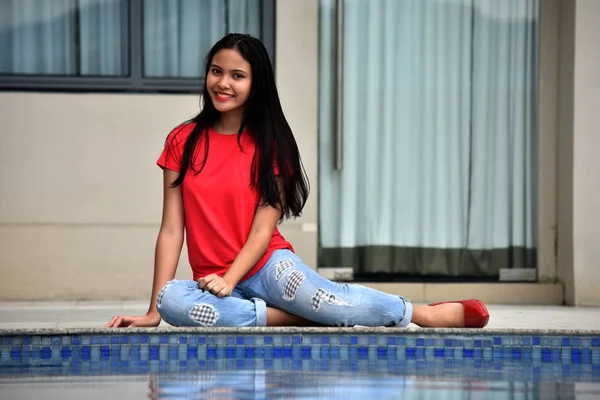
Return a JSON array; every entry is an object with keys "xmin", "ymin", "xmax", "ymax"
[{"xmin": 206, "ymin": 48, "xmax": 252, "ymax": 116}]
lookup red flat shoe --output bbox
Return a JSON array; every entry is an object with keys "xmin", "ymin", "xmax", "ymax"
[{"xmin": 428, "ymin": 299, "xmax": 489, "ymax": 328}]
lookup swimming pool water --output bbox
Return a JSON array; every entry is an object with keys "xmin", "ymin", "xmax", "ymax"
[{"xmin": 1, "ymin": 329, "xmax": 599, "ymax": 399}]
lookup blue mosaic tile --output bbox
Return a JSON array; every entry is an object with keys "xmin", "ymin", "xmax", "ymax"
[
  {"xmin": 208, "ymin": 347, "xmax": 218, "ymax": 358},
  {"xmin": 2, "ymin": 332, "xmax": 600, "ymax": 371},
  {"xmin": 40, "ymin": 347, "xmax": 51, "ymax": 359},
  {"xmin": 226, "ymin": 347, "xmax": 236, "ymax": 358}
]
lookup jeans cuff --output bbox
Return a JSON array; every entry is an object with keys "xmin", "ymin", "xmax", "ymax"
[
  {"xmin": 397, "ymin": 298, "xmax": 413, "ymax": 328},
  {"xmin": 251, "ymin": 297, "xmax": 268, "ymax": 326}
]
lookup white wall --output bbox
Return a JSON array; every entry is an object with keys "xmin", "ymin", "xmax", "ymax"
[
  {"xmin": 0, "ymin": 93, "xmax": 197, "ymax": 300},
  {"xmin": 0, "ymin": 0, "xmax": 319, "ymax": 301},
  {"xmin": 536, "ymin": 0, "xmax": 559, "ymax": 283},
  {"xmin": 556, "ymin": 0, "xmax": 600, "ymax": 306},
  {"xmin": 273, "ymin": 0, "xmax": 319, "ymax": 269},
  {"xmin": 556, "ymin": 0, "xmax": 576, "ymax": 305},
  {"xmin": 571, "ymin": 0, "xmax": 600, "ymax": 306}
]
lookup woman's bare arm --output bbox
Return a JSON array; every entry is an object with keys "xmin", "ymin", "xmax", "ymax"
[{"xmin": 106, "ymin": 169, "xmax": 184, "ymax": 327}]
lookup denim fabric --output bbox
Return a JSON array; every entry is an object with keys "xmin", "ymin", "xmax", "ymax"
[
  {"xmin": 156, "ymin": 280, "xmax": 267, "ymax": 327},
  {"xmin": 157, "ymin": 249, "xmax": 412, "ymax": 328}
]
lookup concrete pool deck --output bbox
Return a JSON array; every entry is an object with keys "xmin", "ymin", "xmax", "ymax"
[{"xmin": 0, "ymin": 302, "xmax": 598, "ymax": 332}]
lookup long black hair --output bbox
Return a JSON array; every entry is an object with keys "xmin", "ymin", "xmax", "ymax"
[{"xmin": 170, "ymin": 33, "xmax": 309, "ymax": 220}]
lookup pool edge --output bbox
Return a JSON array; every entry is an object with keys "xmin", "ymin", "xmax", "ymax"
[{"xmin": 1, "ymin": 327, "xmax": 599, "ymax": 336}]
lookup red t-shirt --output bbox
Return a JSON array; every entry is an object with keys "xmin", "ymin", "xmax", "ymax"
[{"xmin": 156, "ymin": 123, "xmax": 294, "ymax": 282}]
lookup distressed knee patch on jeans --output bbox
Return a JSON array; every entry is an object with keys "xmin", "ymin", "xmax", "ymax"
[
  {"xmin": 311, "ymin": 288, "xmax": 350, "ymax": 311},
  {"xmin": 156, "ymin": 280, "xmax": 174, "ymax": 308},
  {"xmin": 275, "ymin": 259, "xmax": 295, "ymax": 280},
  {"xmin": 283, "ymin": 270, "xmax": 304, "ymax": 301},
  {"xmin": 189, "ymin": 304, "xmax": 219, "ymax": 326}
]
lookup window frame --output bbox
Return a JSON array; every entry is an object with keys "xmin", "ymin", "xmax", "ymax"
[{"xmin": 0, "ymin": 0, "xmax": 276, "ymax": 94}]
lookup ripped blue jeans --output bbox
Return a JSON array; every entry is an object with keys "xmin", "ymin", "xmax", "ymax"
[{"xmin": 157, "ymin": 249, "xmax": 413, "ymax": 328}]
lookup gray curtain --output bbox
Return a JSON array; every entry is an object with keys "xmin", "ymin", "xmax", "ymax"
[
  {"xmin": 318, "ymin": 0, "xmax": 539, "ymax": 278},
  {"xmin": 0, "ymin": 0, "xmax": 128, "ymax": 76},
  {"xmin": 0, "ymin": 0, "xmax": 260, "ymax": 78},
  {"xmin": 143, "ymin": 0, "xmax": 261, "ymax": 78}
]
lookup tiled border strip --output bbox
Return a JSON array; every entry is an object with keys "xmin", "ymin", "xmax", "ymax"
[
  {"xmin": 1, "ymin": 329, "xmax": 599, "ymax": 384},
  {"xmin": 2, "ymin": 328, "xmax": 599, "ymax": 369}
]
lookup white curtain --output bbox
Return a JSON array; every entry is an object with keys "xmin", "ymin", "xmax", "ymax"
[
  {"xmin": 318, "ymin": 0, "xmax": 539, "ymax": 277},
  {"xmin": 143, "ymin": 0, "xmax": 261, "ymax": 78}
]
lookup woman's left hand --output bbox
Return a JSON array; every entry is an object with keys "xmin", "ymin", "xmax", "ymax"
[{"xmin": 198, "ymin": 274, "xmax": 233, "ymax": 297}]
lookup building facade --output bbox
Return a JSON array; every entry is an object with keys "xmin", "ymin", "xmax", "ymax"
[{"xmin": 0, "ymin": 0, "xmax": 598, "ymax": 306}]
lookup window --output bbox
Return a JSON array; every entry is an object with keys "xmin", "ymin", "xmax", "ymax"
[
  {"xmin": 0, "ymin": 0, "xmax": 274, "ymax": 93},
  {"xmin": 317, "ymin": 0, "xmax": 539, "ymax": 278}
]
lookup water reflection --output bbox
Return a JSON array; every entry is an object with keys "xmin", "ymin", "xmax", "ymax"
[
  {"xmin": 146, "ymin": 370, "xmax": 600, "ymax": 400},
  {"xmin": 1, "ymin": 370, "xmax": 600, "ymax": 399}
]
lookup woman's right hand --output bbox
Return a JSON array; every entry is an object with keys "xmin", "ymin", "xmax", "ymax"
[{"xmin": 105, "ymin": 312, "xmax": 161, "ymax": 328}]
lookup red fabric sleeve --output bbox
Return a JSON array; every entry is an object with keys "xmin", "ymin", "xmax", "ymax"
[{"xmin": 157, "ymin": 123, "xmax": 193, "ymax": 172}]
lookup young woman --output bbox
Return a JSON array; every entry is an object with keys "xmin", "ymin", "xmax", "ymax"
[{"xmin": 106, "ymin": 33, "xmax": 489, "ymax": 329}]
